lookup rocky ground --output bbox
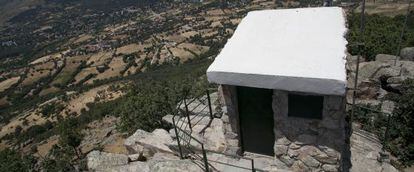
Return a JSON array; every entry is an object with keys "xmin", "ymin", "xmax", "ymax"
[
  {"xmin": 346, "ymin": 47, "xmax": 414, "ymax": 109},
  {"xmin": 85, "ymin": 85, "xmax": 404, "ymax": 172},
  {"xmin": 87, "ymin": 47, "xmax": 414, "ymax": 172}
]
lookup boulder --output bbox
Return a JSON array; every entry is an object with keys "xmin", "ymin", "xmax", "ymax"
[
  {"xmin": 128, "ymin": 153, "xmax": 145, "ymax": 162},
  {"xmin": 400, "ymin": 47, "xmax": 414, "ymax": 61},
  {"xmin": 162, "ymin": 114, "xmax": 175, "ymax": 125},
  {"xmin": 375, "ymin": 54, "xmax": 397, "ymax": 62},
  {"xmin": 358, "ymin": 61, "xmax": 389, "ymax": 81},
  {"xmin": 356, "ymin": 81, "xmax": 380, "ymax": 99},
  {"xmin": 86, "ymin": 150, "xmax": 129, "ymax": 171},
  {"xmin": 107, "ymin": 161, "xmax": 150, "ymax": 172},
  {"xmin": 387, "ymin": 76, "xmax": 406, "ymax": 84},
  {"xmin": 203, "ymin": 119, "xmax": 226, "ymax": 152},
  {"xmin": 152, "ymin": 129, "xmax": 173, "ymax": 143},
  {"xmin": 150, "ymin": 159, "xmax": 203, "ymax": 172},
  {"xmin": 401, "ymin": 61, "xmax": 414, "ymax": 77},
  {"xmin": 124, "ymin": 129, "xmax": 174, "ymax": 156},
  {"xmin": 381, "ymin": 100, "xmax": 395, "ymax": 114}
]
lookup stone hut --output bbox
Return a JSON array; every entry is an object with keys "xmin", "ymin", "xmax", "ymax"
[{"xmin": 207, "ymin": 7, "xmax": 349, "ymax": 171}]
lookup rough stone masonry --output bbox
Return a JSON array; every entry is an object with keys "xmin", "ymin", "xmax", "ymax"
[{"xmin": 219, "ymin": 85, "xmax": 348, "ymax": 172}]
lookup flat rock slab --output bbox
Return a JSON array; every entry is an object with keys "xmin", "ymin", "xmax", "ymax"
[
  {"xmin": 350, "ymin": 128, "xmax": 398, "ymax": 172},
  {"xmin": 124, "ymin": 129, "xmax": 174, "ymax": 155}
]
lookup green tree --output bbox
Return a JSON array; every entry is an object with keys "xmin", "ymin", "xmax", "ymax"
[
  {"xmin": 347, "ymin": 13, "xmax": 414, "ymax": 60},
  {"xmin": 57, "ymin": 118, "xmax": 83, "ymax": 159},
  {"xmin": 115, "ymin": 80, "xmax": 189, "ymax": 133},
  {"xmin": 387, "ymin": 79, "xmax": 414, "ymax": 166},
  {"xmin": 0, "ymin": 149, "xmax": 34, "ymax": 172},
  {"xmin": 41, "ymin": 118, "xmax": 83, "ymax": 171},
  {"xmin": 41, "ymin": 145, "xmax": 76, "ymax": 172}
]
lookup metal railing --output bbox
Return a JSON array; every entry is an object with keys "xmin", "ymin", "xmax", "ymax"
[
  {"xmin": 347, "ymin": 102, "xmax": 393, "ymax": 153},
  {"xmin": 171, "ymin": 87, "xmax": 256, "ymax": 172}
]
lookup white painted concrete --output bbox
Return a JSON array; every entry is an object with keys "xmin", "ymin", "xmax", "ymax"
[{"xmin": 207, "ymin": 7, "xmax": 348, "ymax": 95}]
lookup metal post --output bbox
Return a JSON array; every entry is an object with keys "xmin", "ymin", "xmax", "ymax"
[
  {"xmin": 350, "ymin": 54, "xmax": 361, "ymax": 125},
  {"xmin": 201, "ymin": 144, "xmax": 209, "ymax": 172},
  {"xmin": 172, "ymin": 117, "xmax": 184, "ymax": 159},
  {"xmin": 383, "ymin": 113, "xmax": 392, "ymax": 151},
  {"xmin": 351, "ymin": 0, "xmax": 366, "ymax": 132},
  {"xmin": 360, "ymin": 0, "xmax": 366, "ymax": 33},
  {"xmin": 206, "ymin": 89, "xmax": 214, "ymax": 119},
  {"xmin": 394, "ymin": 0, "xmax": 412, "ymax": 66},
  {"xmin": 184, "ymin": 98, "xmax": 192, "ymax": 130},
  {"xmin": 251, "ymin": 159, "xmax": 255, "ymax": 172}
]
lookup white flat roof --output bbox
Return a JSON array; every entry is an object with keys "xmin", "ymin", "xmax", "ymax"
[{"xmin": 207, "ymin": 7, "xmax": 348, "ymax": 95}]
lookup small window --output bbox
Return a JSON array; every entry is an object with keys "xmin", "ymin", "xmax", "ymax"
[{"xmin": 288, "ymin": 93, "xmax": 323, "ymax": 119}]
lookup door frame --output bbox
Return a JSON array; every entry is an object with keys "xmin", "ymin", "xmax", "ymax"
[{"xmin": 236, "ymin": 86, "xmax": 275, "ymax": 156}]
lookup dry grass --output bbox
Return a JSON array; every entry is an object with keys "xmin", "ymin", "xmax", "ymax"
[
  {"xmin": 0, "ymin": 84, "xmax": 124, "ymax": 140},
  {"xmin": 205, "ymin": 16, "xmax": 227, "ymax": 22},
  {"xmin": 0, "ymin": 77, "xmax": 20, "ymax": 92},
  {"xmin": 210, "ymin": 21, "xmax": 223, "ymax": 28},
  {"xmin": 80, "ymin": 116, "xmax": 123, "ymax": 154},
  {"xmin": 39, "ymin": 86, "xmax": 60, "ymax": 96},
  {"xmin": 87, "ymin": 52, "xmax": 112, "ymax": 67},
  {"xmin": 51, "ymin": 56, "xmax": 87, "ymax": 86},
  {"xmin": 64, "ymin": 84, "xmax": 123, "ymax": 115},
  {"xmin": 178, "ymin": 43, "xmax": 209, "ymax": 55},
  {"xmin": 104, "ymin": 22, "xmax": 136, "ymax": 33},
  {"xmin": 22, "ymin": 61, "xmax": 55, "ymax": 86},
  {"xmin": 35, "ymin": 135, "xmax": 59, "ymax": 157},
  {"xmin": 30, "ymin": 51, "xmax": 64, "ymax": 65},
  {"xmin": 230, "ymin": 18, "xmax": 242, "ymax": 25},
  {"xmin": 0, "ymin": 97, "xmax": 9, "ymax": 107},
  {"xmin": 87, "ymin": 57, "xmax": 126, "ymax": 84},
  {"xmin": 206, "ymin": 9, "xmax": 225, "ymax": 16},
  {"xmin": 181, "ymin": 31, "xmax": 199, "ymax": 38},
  {"xmin": 74, "ymin": 34, "xmax": 93, "ymax": 44},
  {"xmin": 73, "ymin": 67, "xmax": 98, "ymax": 85},
  {"xmin": 122, "ymin": 65, "xmax": 139, "ymax": 77},
  {"xmin": 116, "ymin": 43, "xmax": 145, "ymax": 55},
  {"xmin": 0, "ymin": 110, "xmax": 48, "ymax": 139},
  {"xmin": 165, "ymin": 34, "xmax": 187, "ymax": 43},
  {"xmin": 170, "ymin": 47, "xmax": 193, "ymax": 62},
  {"xmin": 356, "ymin": 1, "xmax": 410, "ymax": 16},
  {"xmin": 112, "ymin": 34, "xmax": 129, "ymax": 40}
]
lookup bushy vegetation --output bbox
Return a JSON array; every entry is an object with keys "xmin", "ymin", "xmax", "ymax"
[
  {"xmin": 352, "ymin": 104, "xmax": 387, "ymax": 137},
  {"xmin": 40, "ymin": 118, "xmax": 83, "ymax": 171},
  {"xmin": 347, "ymin": 12, "xmax": 414, "ymax": 60},
  {"xmin": 41, "ymin": 102, "xmax": 65, "ymax": 117},
  {"xmin": 115, "ymin": 79, "xmax": 198, "ymax": 133},
  {"xmin": 0, "ymin": 149, "xmax": 35, "ymax": 172},
  {"xmin": 353, "ymin": 79, "xmax": 414, "ymax": 166},
  {"xmin": 386, "ymin": 79, "xmax": 414, "ymax": 166}
]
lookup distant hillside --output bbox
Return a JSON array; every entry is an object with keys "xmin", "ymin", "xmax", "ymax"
[
  {"xmin": 0, "ymin": 0, "xmax": 44, "ymax": 26},
  {"xmin": 0, "ymin": 0, "xmax": 158, "ymax": 26}
]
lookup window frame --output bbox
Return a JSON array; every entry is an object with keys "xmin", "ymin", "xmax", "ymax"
[{"xmin": 287, "ymin": 93, "xmax": 324, "ymax": 120}]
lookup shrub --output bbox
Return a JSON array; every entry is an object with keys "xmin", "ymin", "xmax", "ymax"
[
  {"xmin": 115, "ymin": 80, "xmax": 190, "ymax": 133},
  {"xmin": 347, "ymin": 13, "xmax": 414, "ymax": 60},
  {"xmin": 386, "ymin": 79, "xmax": 414, "ymax": 166},
  {"xmin": 0, "ymin": 149, "xmax": 34, "ymax": 172}
]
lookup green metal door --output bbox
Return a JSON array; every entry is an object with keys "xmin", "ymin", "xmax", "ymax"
[{"xmin": 237, "ymin": 86, "xmax": 275, "ymax": 156}]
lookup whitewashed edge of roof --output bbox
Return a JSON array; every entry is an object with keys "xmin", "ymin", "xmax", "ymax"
[{"xmin": 207, "ymin": 7, "xmax": 348, "ymax": 96}]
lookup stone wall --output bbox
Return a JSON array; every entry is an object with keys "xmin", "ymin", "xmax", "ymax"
[
  {"xmin": 218, "ymin": 85, "xmax": 242, "ymax": 155},
  {"xmin": 272, "ymin": 90, "xmax": 348, "ymax": 172},
  {"xmin": 219, "ymin": 85, "xmax": 349, "ymax": 171}
]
